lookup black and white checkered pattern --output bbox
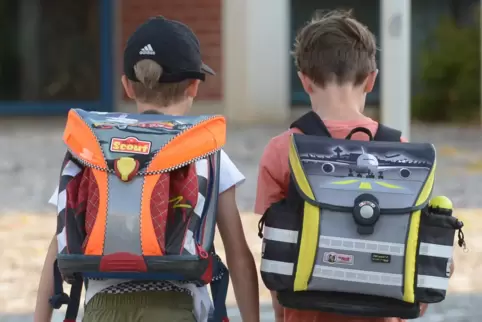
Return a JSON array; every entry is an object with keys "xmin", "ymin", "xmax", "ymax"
[
  {"xmin": 181, "ymin": 159, "xmax": 210, "ymax": 255},
  {"xmin": 97, "ymin": 255, "xmax": 225, "ymax": 295},
  {"xmin": 99, "ymin": 280, "xmax": 194, "ymax": 296},
  {"xmin": 56, "ymin": 154, "xmax": 83, "ymax": 255}
]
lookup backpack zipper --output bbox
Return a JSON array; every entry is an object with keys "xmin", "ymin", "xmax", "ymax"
[{"xmin": 67, "ymin": 115, "xmax": 221, "ymax": 175}]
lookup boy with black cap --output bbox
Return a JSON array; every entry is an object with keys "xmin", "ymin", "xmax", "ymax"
[{"xmin": 34, "ymin": 16, "xmax": 260, "ymax": 322}]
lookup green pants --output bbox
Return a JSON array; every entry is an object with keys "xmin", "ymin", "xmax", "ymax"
[{"xmin": 83, "ymin": 291, "xmax": 195, "ymax": 322}]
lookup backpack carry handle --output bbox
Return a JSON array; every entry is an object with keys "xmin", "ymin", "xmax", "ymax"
[{"xmin": 345, "ymin": 127, "xmax": 374, "ymax": 141}]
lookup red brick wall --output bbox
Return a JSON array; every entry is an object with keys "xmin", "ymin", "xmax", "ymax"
[{"xmin": 120, "ymin": 0, "xmax": 222, "ymax": 101}]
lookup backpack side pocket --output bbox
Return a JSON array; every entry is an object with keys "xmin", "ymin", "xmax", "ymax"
[
  {"xmin": 416, "ymin": 209, "xmax": 463, "ymax": 303},
  {"xmin": 259, "ymin": 199, "xmax": 302, "ymax": 291}
]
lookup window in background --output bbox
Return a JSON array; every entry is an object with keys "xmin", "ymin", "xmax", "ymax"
[{"xmin": 0, "ymin": 0, "xmax": 101, "ymax": 102}]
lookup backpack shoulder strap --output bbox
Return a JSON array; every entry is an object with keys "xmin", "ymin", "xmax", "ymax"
[
  {"xmin": 290, "ymin": 111, "xmax": 331, "ymax": 137},
  {"xmin": 373, "ymin": 123, "xmax": 402, "ymax": 142},
  {"xmin": 286, "ymin": 112, "xmax": 330, "ymax": 209}
]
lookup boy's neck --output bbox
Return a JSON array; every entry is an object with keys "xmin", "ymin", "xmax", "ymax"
[
  {"xmin": 136, "ymin": 101, "xmax": 188, "ymax": 116},
  {"xmin": 310, "ymin": 84, "xmax": 369, "ymax": 121}
]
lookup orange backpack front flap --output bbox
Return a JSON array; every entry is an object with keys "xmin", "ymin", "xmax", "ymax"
[{"xmin": 55, "ymin": 109, "xmax": 226, "ymax": 279}]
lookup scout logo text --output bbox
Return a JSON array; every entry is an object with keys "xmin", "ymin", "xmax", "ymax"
[{"xmin": 110, "ymin": 137, "xmax": 151, "ymax": 155}]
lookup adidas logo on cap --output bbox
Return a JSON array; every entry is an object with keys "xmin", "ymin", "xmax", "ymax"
[{"xmin": 139, "ymin": 44, "xmax": 155, "ymax": 55}]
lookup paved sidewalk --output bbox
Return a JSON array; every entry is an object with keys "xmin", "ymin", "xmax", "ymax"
[
  {"xmin": 1, "ymin": 118, "xmax": 482, "ymax": 321},
  {"xmin": 1, "ymin": 210, "xmax": 480, "ymax": 322},
  {"xmin": 1, "ymin": 118, "xmax": 482, "ymax": 214}
]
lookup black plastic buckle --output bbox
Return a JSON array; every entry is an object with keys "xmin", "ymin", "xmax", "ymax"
[{"xmin": 49, "ymin": 292, "xmax": 70, "ymax": 309}]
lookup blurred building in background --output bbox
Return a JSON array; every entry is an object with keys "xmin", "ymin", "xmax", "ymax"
[{"xmin": 0, "ymin": 0, "xmax": 478, "ymax": 122}]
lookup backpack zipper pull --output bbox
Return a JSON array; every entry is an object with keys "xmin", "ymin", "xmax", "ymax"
[
  {"xmin": 196, "ymin": 243, "xmax": 209, "ymax": 259},
  {"xmin": 456, "ymin": 220, "xmax": 468, "ymax": 252}
]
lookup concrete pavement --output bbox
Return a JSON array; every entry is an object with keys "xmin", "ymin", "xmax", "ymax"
[
  {"xmin": 1, "ymin": 118, "xmax": 482, "ymax": 214},
  {"xmin": 1, "ymin": 117, "xmax": 482, "ymax": 321}
]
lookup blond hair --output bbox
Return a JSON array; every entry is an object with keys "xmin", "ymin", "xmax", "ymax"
[{"xmin": 131, "ymin": 59, "xmax": 190, "ymax": 106}]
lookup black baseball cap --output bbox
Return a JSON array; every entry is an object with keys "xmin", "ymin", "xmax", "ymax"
[{"xmin": 123, "ymin": 16, "xmax": 215, "ymax": 83}]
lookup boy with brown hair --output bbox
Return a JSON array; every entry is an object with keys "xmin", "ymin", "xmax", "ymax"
[
  {"xmin": 255, "ymin": 10, "xmax": 452, "ymax": 322},
  {"xmin": 34, "ymin": 16, "xmax": 259, "ymax": 322}
]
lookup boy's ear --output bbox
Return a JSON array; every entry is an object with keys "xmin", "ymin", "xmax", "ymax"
[
  {"xmin": 186, "ymin": 80, "xmax": 201, "ymax": 98},
  {"xmin": 364, "ymin": 70, "xmax": 378, "ymax": 93},
  {"xmin": 121, "ymin": 75, "xmax": 136, "ymax": 99},
  {"xmin": 298, "ymin": 71, "xmax": 316, "ymax": 95}
]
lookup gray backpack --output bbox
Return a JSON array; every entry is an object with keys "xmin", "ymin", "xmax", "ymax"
[{"xmin": 258, "ymin": 112, "xmax": 466, "ymax": 318}]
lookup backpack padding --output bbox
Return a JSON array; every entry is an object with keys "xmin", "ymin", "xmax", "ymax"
[
  {"xmin": 291, "ymin": 111, "xmax": 403, "ymax": 143},
  {"xmin": 374, "ymin": 123, "xmax": 402, "ymax": 142},
  {"xmin": 290, "ymin": 111, "xmax": 331, "ymax": 137}
]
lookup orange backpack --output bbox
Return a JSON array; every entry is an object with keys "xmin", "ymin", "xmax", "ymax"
[{"xmin": 49, "ymin": 109, "xmax": 229, "ymax": 322}]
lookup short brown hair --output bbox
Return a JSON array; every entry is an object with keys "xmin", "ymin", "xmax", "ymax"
[
  {"xmin": 131, "ymin": 59, "xmax": 191, "ymax": 106},
  {"xmin": 293, "ymin": 10, "xmax": 377, "ymax": 86}
]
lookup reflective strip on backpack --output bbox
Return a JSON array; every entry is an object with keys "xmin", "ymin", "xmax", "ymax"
[
  {"xmin": 260, "ymin": 259, "xmax": 449, "ymax": 290},
  {"xmin": 263, "ymin": 226, "xmax": 453, "ymax": 258},
  {"xmin": 418, "ymin": 243, "xmax": 453, "ymax": 258},
  {"xmin": 319, "ymin": 236, "xmax": 405, "ymax": 256},
  {"xmin": 263, "ymin": 227, "xmax": 299, "ymax": 244},
  {"xmin": 260, "ymin": 259, "xmax": 294, "ymax": 276},
  {"xmin": 312, "ymin": 265, "xmax": 403, "ymax": 287},
  {"xmin": 417, "ymin": 275, "xmax": 449, "ymax": 290}
]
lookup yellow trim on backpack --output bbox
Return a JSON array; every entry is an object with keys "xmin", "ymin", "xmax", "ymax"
[
  {"xmin": 415, "ymin": 160, "xmax": 436, "ymax": 207},
  {"xmin": 403, "ymin": 209, "xmax": 421, "ymax": 303},
  {"xmin": 289, "ymin": 136, "xmax": 315, "ymax": 202},
  {"xmin": 295, "ymin": 201, "xmax": 320, "ymax": 291},
  {"xmin": 289, "ymin": 135, "xmax": 319, "ymax": 291},
  {"xmin": 403, "ymin": 161, "xmax": 436, "ymax": 303}
]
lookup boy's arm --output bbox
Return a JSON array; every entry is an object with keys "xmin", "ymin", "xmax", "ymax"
[
  {"xmin": 35, "ymin": 188, "xmax": 60, "ymax": 322},
  {"xmin": 34, "ymin": 235, "xmax": 57, "ymax": 322},
  {"xmin": 217, "ymin": 186, "xmax": 260, "ymax": 322},
  {"xmin": 254, "ymin": 144, "xmax": 286, "ymax": 322},
  {"xmin": 269, "ymin": 291, "xmax": 285, "ymax": 322},
  {"xmin": 254, "ymin": 143, "xmax": 286, "ymax": 216}
]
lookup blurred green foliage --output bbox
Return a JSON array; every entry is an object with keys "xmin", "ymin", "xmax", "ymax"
[{"xmin": 412, "ymin": 13, "xmax": 480, "ymax": 123}]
